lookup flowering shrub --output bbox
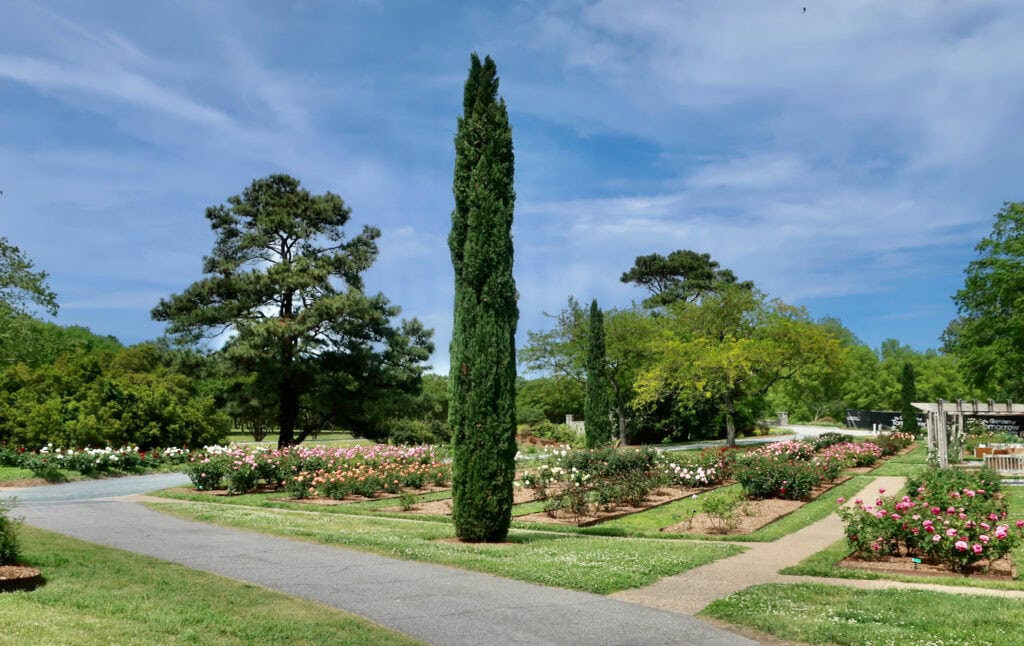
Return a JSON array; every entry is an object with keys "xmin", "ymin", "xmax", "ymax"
[
  {"xmin": 876, "ymin": 432, "xmax": 915, "ymax": 456},
  {"xmin": 813, "ymin": 432, "xmax": 853, "ymax": 451},
  {"xmin": 184, "ymin": 444, "xmax": 449, "ymax": 499},
  {"xmin": 751, "ymin": 440, "xmax": 816, "ymax": 461},
  {"xmin": 733, "ymin": 453, "xmax": 822, "ymax": 500},
  {"xmin": 518, "ymin": 447, "xmax": 668, "ymax": 519},
  {"xmin": 820, "ymin": 442, "xmax": 883, "ymax": 468},
  {"xmin": 838, "ymin": 470, "xmax": 1024, "ymax": 574},
  {"xmin": 664, "ymin": 449, "xmax": 727, "ymax": 487},
  {"xmin": 5, "ymin": 443, "xmax": 188, "ymax": 482}
]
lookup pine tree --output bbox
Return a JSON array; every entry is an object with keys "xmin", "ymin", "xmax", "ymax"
[
  {"xmin": 900, "ymin": 362, "xmax": 920, "ymax": 434},
  {"xmin": 448, "ymin": 54, "xmax": 518, "ymax": 542},
  {"xmin": 585, "ymin": 299, "xmax": 612, "ymax": 447}
]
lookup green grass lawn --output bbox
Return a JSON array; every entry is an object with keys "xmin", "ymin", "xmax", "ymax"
[
  {"xmin": 1, "ymin": 526, "xmax": 421, "ymax": 646},
  {"xmin": 0, "ymin": 466, "xmax": 35, "ymax": 482},
  {"xmin": 145, "ymin": 500, "xmax": 743, "ymax": 594},
  {"xmin": 868, "ymin": 444, "xmax": 930, "ymax": 476},
  {"xmin": 701, "ymin": 583, "xmax": 1024, "ymax": 645},
  {"xmin": 224, "ymin": 430, "xmax": 372, "ymax": 447}
]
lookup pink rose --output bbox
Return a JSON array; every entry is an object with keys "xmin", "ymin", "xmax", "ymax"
[
  {"xmin": 836, "ymin": 497, "xmax": 845, "ymax": 504},
  {"xmin": 955, "ymin": 540, "xmax": 969, "ymax": 552},
  {"xmin": 879, "ymin": 488, "xmax": 886, "ymax": 494},
  {"xmin": 972, "ymin": 544, "xmax": 983, "ymax": 554},
  {"xmin": 932, "ymin": 534, "xmax": 942, "ymax": 543},
  {"xmin": 980, "ymin": 535, "xmax": 990, "ymax": 543},
  {"xmin": 946, "ymin": 528, "xmax": 958, "ymax": 537}
]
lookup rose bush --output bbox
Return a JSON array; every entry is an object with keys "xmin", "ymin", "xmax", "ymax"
[{"xmin": 838, "ymin": 471, "xmax": 1023, "ymax": 574}]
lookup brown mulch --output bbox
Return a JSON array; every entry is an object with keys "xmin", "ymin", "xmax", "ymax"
[
  {"xmin": 660, "ymin": 476, "xmax": 851, "ymax": 536},
  {"xmin": 516, "ymin": 485, "xmax": 707, "ymax": 527},
  {"xmin": 0, "ymin": 565, "xmax": 44, "ymax": 592},
  {"xmin": 0, "ymin": 478, "xmax": 49, "ymax": 488},
  {"xmin": 838, "ymin": 554, "xmax": 1018, "ymax": 581}
]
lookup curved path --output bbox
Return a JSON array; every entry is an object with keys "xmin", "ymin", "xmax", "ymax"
[{"xmin": 11, "ymin": 475, "xmax": 754, "ymax": 646}]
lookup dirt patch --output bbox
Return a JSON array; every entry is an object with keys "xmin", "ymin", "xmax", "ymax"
[
  {"xmin": 660, "ymin": 477, "xmax": 850, "ymax": 536},
  {"xmin": 662, "ymin": 498, "xmax": 806, "ymax": 535},
  {"xmin": 0, "ymin": 565, "xmax": 44, "ymax": 592},
  {"xmin": 516, "ymin": 485, "xmax": 706, "ymax": 527},
  {"xmin": 0, "ymin": 478, "xmax": 49, "ymax": 488},
  {"xmin": 378, "ymin": 486, "xmax": 541, "ymax": 515},
  {"xmin": 838, "ymin": 555, "xmax": 1018, "ymax": 581}
]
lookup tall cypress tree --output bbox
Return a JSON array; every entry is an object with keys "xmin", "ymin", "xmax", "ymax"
[
  {"xmin": 585, "ymin": 299, "xmax": 613, "ymax": 447},
  {"xmin": 900, "ymin": 362, "xmax": 920, "ymax": 434},
  {"xmin": 448, "ymin": 54, "xmax": 518, "ymax": 542}
]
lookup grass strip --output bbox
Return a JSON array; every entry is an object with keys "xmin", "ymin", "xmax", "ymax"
[
  {"xmin": 700, "ymin": 583, "xmax": 1024, "ymax": 645},
  {"xmin": 146, "ymin": 501, "xmax": 743, "ymax": 594},
  {"xmin": 594, "ymin": 476, "xmax": 873, "ymax": 541},
  {"xmin": 0, "ymin": 466, "xmax": 35, "ymax": 482},
  {"xmin": 1, "ymin": 526, "xmax": 421, "ymax": 646}
]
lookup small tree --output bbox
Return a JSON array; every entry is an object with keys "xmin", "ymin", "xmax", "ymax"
[
  {"xmin": 0, "ymin": 497, "xmax": 22, "ymax": 566},
  {"xmin": 584, "ymin": 300, "xmax": 612, "ymax": 447},
  {"xmin": 448, "ymin": 54, "xmax": 519, "ymax": 542},
  {"xmin": 900, "ymin": 362, "xmax": 920, "ymax": 434}
]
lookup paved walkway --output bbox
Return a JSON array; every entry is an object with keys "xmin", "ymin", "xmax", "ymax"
[
  {"xmin": 14, "ymin": 477, "xmax": 753, "ymax": 646},
  {"xmin": 612, "ymin": 475, "xmax": 1024, "ymax": 612},
  {"xmin": 13, "ymin": 471, "xmax": 1024, "ymax": 645}
]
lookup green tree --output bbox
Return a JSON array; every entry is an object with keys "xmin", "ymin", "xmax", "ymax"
[
  {"xmin": 521, "ymin": 299, "xmax": 656, "ymax": 444},
  {"xmin": 944, "ymin": 202, "xmax": 1024, "ymax": 398},
  {"xmin": 620, "ymin": 249, "xmax": 752, "ymax": 308},
  {"xmin": 152, "ymin": 174, "xmax": 432, "ymax": 448},
  {"xmin": 0, "ymin": 237, "xmax": 59, "ymax": 366},
  {"xmin": 448, "ymin": 54, "xmax": 518, "ymax": 542},
  {"xmin": 634, "ymin": 287, "xmax": 841, "ymax": 446},
  {"xmin": 584, "ymin": 299, "xmax": 612, "ymax": 447},
  {"xmin": 900, "ymin": 361, "xmax": 920, "ymax": 433}
]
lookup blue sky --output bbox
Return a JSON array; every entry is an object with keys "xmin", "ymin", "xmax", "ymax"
[{"xmin": 2, "ymin": 1, "xmax": 1022, "ymax": 374}]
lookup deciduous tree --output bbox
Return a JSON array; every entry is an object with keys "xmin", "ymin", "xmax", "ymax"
[{"xmin": 944, "ymin": 201, "xmax": 1024, "ymax": 399}]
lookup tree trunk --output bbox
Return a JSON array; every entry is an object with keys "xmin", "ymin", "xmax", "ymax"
[
  {"xmin": 277, "ymin": 379, "xmax": 299, "ymax": 448},
  {"xmin": 723, "ymin": 392, "xmax": 737, "ymax": 448}
]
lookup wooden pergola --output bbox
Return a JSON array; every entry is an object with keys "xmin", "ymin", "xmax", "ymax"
[{"xmin": 913, "ymin": 399, "xmax": 1024, "ymax": 468}]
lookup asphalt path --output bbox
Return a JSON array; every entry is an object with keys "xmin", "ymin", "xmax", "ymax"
[{"xmin": 12, "ymin": 474, "xmax": 756, "ymax": 646}]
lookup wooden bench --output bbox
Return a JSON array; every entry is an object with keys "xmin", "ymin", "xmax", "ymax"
[{"xmin": 984, "ymin": 454, "xmax": 1024, "ymax": 475}]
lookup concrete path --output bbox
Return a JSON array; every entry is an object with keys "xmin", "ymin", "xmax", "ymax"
[
  {"xmin": 13, "ymin": 476, "xmax": 754, "ymax": 646},
  {"xmin": 611, "ymin": 476, "xmax": 906, "ymax": 613},
  {"xmin": 612, "ymin": 474, "xmax": 1024, "ymax": 612}
]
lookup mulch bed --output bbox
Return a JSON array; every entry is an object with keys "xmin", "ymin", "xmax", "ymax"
[
  {"xmin": 0, "ymin": 478, "xmax": 49, "ymax": 488},
  {"xmin": 837, "ymin": 554, "xmax": 1018, "ymax": 581},
  {"xmin": 0, "ymin": 565, "xmax": 44, "ymax": 592},
  {"xmin": 515, "ymin": 484, "xmax": 709, "ymax": 527},
  {"xmin": 660, "ymin": 476, "xmax": 851, "ymax": 536}
]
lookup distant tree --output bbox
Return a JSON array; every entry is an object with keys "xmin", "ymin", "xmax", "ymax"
[
  {"xmin": 0, "ymin": 237, "xmax": 57, "ymax": 318},
  {"xmin": 0, "ymin": 237, "xmax": 59, "ymax": 366},
  {"xmin": 521, "ymin": 299, "xmax": 656, "ymax": 444},
  {"xmin": 448, "ymin": 54, "xmax": 518, "ymax": 542},
  {"xmin": 900, "ymin": 362, "xmax": 920, "ymax": 434},
  {"xmin": 943, "ymin": 201, "xmax": 1024, "ymax": 399},
  {"xmin": 584, "ymin": 300, "xmax": 612, "ymax": 447},
  {"xmin": 152, "ymin": 174, "xmax": 432, "ymax": 448},
  {"xmin": 634, "ymin": 287, "xmax": 841, "ymax": 447},
  {"xmin": 621, "ymin": 250, "xmax": 752, "ymax": 308}
]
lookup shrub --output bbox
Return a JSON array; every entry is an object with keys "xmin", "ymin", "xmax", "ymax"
[
  {"xmin": 752, "ymin": 440, "xmax": 816, "ymax": 461},
  {"xmin": 0, "ymin": 497, "xmax": 21, "ymax": 565},
  {"xmin": 184, "ymin": 456, "xmax": 227, "ymax": 491},
  {"xmin": 876, "ymin": 432, "xmax": 915, "ymax": 456},
  {"xmin": 813, "ymin": 432, "xmax": 853, "ymax": 451},
  {"xmin": 664, "ymin": 449, "xmax": 726, "ymax": 487},
  {"xmin": 701, "ymin": 490, "xmax": 743, "ymax": 534},
  {"xmin": 838, "ymin": 469, "xmax": 1022, "ymax": 574},
  {"xmin": 734, "ymin": 453, "xmax": 821, "ymax": 500}
]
